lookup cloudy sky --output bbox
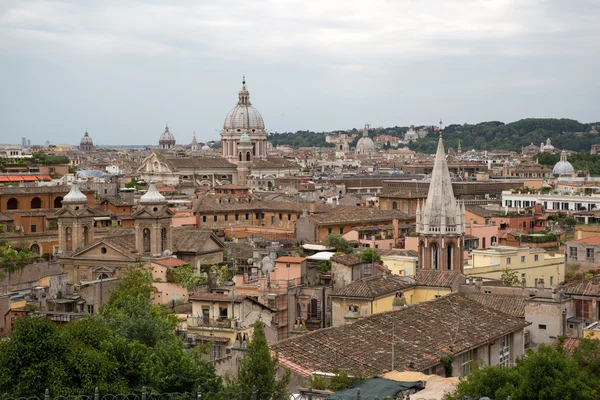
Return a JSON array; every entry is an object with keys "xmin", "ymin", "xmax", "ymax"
[{"xmin": 1, "ymin": 0, "xmax": 598, "ymax": 145}]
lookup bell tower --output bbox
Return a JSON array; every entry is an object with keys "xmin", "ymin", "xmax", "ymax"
[
  {"xmin": 57, "ymin": 182, "xmax": 94, "ymax": 254},
  {"xmin": 133, "ymin": 182, "xmax": 174, "ymax": 256},
  {"xmin": 236, "ymin": 131, "xmax": 253, "ymax": 186},
  {"xmin": 416, "ymin": 133, "xmax": 466, "ymax": 271}
]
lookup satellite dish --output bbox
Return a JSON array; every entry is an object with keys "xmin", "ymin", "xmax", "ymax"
[
  {"xmin": 162, "ymin": 250, "xmax": 172, "ymax": 256},
  {"xmin": 247, "ymin": 258, "xmax": 254, "ymax": 265}
]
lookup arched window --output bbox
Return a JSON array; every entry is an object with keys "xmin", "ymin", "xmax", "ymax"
[
  {"xmin": 246, "ymin": 151, "xmax": 251, "ymax": 162},
  {"xmin": 30, "ymin": 243, "xmax": 40, "ymax": 254},
  {"xmin": 431, "ymin": 243, "xmax": 439, "ymax": 270},
  {"xmin": 98, "ymin": 273, "xmax": 109, "ymax": 280},
  {"xmin": 53, "ymin": 196, "xmax": 63, "ymax": 208},
  {"xmin": 447, "ymin": 243, "xmax": 455, "ymax": 270},
  {"xmin": 82, "ymin": 226, "xmax": 89, "ymax": 247},
  {"xmin": 239, "ymin": 152, "xmax": 242, "ymax": 162},
  {"xmin": 7, "ymin": 198, "xmax": 18, "ymax": 210},
  {"xmin": 161, "ymin": 227, "xmax": 167, "ymax": 252},
  {"xmin": 31, "ymin": 197, "xmax": 42, "ymax": 209},
  {"xmin": 65, "ymin": 227, "xmax": 72, "ymax": 251},
  {"xmin": 392, "ymin": 201, "xmax": 398, "ymax": 210},
  {"xmin": 143, "ymin": 228, "xmax": 151, "ymax": 253}
]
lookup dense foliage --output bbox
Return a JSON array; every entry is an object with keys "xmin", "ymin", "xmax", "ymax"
[
  {"xmin": 325, "ymin": 233, "xmax": 353, "ymax": 254},
  {"xmin": 446, "ymin": 340, "xmax": 600, "ymax": 400},
  {"xmin": 232, "ymin": 320, "xmax": 290, "ymax": 399},
  {"xmin": 268, "ymin": 118, "xmax": 598, "ymax": 153},
  {"xmin": 268, "ymin": 131, "xmax": 336, "ymax": 149},
  {"xmin": 0, "ymin": 241, "xmax": 38, "ymax": 280},
  {"xmin": 0, "ymin": 267, "xmax": 222, "ymax": 396},
  {"xmin": 166, "ymin": 263, "xmax": 207, "ymax": 292},
  {"xmin": 360, "ymin": 248, "xmax": 382, "ymax": 264},
  {"xmin": 535, "ymin": 152, "xmax": 600, "ymax": 176}
]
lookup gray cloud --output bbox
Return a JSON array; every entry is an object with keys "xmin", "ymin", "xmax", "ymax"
[{"xmin": 0, "ymin": 0, "xmax": 598, "ymax": 145}]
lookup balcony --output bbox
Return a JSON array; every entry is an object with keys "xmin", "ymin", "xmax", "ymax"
[{"xmin": 187, "ymin": 317, "xmax": 234, "ymax": 330}]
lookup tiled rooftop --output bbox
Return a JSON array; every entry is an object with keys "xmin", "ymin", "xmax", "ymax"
[
  {"xmin": 463, "ymin": 293, "xmax": 526, "ymax": 318},
  {"xmin": 330, "ymin": 275, "xmax": 414, "ymax": 299},
  {"xmin": 272, "ymin": 294, "xmax": 529, "ymax": 377}
]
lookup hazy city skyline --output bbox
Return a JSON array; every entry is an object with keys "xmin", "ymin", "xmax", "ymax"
[{"xmin": 1, "ymin": 0, "xmax": 599, "ymax": 145}]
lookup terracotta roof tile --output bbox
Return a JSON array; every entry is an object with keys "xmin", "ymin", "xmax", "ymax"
[
  {"xmin": 331, "ymin": 275, "xmax": 414, "ymax": 299},
  {"xmin": 271, "ymin": 294, "xmax": 530, "ymax": 377},
  {"xmin": 568, "ymin": 235, "xmax": 600, "ymax": 245},
  {"xmin": 153, "ymin": 258, "xmax": 189, "ymax": 268},
  {"xmin": 331, "ymin": 255, "xmax": 363, "ymax": 266},
  {"xmin": 463, "ymin": 293, "xmax": 526, "ymax": 318},
  {"xmin": 415, "ymin": 270, "xmax": 464, "ymax": 287}
]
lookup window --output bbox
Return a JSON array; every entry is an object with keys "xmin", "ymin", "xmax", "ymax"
[
  {"xmin": 521, "ymin": 256, "xmax": 525, "ymax": 263},
  {"xmin": 202, "ymin": 216, "xmax": 207, "ymax": 222},
  {"xmin": 214, "ymin": 215, "xmax": 218, "ymax": 222},
  {"xmin": 31, "ymin": 197, "xmax": 42, "ymax": 209},
  {"xmin": 534, "ymin": 254, "xmax": 539, "ymax": 262},
  {"xmin": 328, "ymin": 228, "xmax": 332, "ymax": 234},
  {"xmin": 270, "ymin": 216, "xmax": 275, "ymax": 224},
  {"xmin": 288, "ymin": 213, "xmax": 292, "ymax": 221},
  {"xmin": 219, "ymin": 307, "xmax": 228, "ymax": 319},
  {"xmin": 538, "ymin": 324, "xmax": 547, "ymax": 330},
  {"xmin": 570, "ymin": 247, "xmax": 578, "ymax": 260},
  {"xmin": 569, "ymin": 323, "xmax": 575, "ymax": 329},
  {"xmin": 279, "ymin": 213, "xmax": 283, "ymax": 220},
  {"xmin": 87, "ymin": 305, "xmax": 94, "ymax": 314},
  {"xmin": 235, "ymin": 214, "xmax": 239, "ymax": 221},
  {"xmin": 460, "ymin": 349, "xmax": 474, "ymax": 376},
  {"xmin": 6, "ymin": 198, "xmax": 18, "ymax": 210},
  {"xmin": 245, "ymin": 213, "xmax": 249, "ymax": 220},
  {"xmin": 506, "ymin": 257, "xmax": 511, "ymax": 265},
  {"xmin": 499, "ymin": 335, "xmax": 510, "ymax": 367},
  {"xmin": 339, "ymin": 227, "xmax": 344, "ymax": 234},
  {"xmin": 211, "ymin": 344, "xmax": 223, "ymax": 361},
  {"xmin": 587, "ymin": 248, "xmax": 595, "ymax": 262},
  {"xmin": 550, "ymin": 276, "xmax": 554, "ymax": 286},
  {"xmin": 224, "ymin": 215, "xmax": 228, "ymax": 221},
  {"xmin": 30, "ymin": 224, "xmax": 37, "ymax": 233}
]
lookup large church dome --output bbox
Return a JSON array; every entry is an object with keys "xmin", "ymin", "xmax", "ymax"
[
  {"xmin": 223, "ymin": 78, "xmax": 265, "ymax": 132},
  {"xmin": 80, "ymin": 131, "xmax": 93, "ymax": 145},
  {"xmin": 552, "ymin": 151, "xmax": 574, "ymax": 176},
  {"xmin": 356, "ymin": 124, "xmax": 376, "ymax": 154}
]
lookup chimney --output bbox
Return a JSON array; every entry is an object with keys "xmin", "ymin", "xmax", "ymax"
[
  {"xmin": 475, "ymin": 277, "xmax": 482, "ymax": 289},
  {"xmin": 393, "ymin": 219, "xmax": 399, "ymax": 239}
]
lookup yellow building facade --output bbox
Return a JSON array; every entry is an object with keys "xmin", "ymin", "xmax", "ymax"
[{"xmin": 465, "ymin": 245, "xmax": 564, "ymax": 287}]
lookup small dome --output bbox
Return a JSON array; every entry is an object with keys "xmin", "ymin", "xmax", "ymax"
[
  {"xmin": 63, "ymin": 182, "xmax": 88, "ymax": 204},
  {"xmin": 356, "ymin": 137, "xmax": 376, "ymax": 154},
  {"xmin": 159, "ymin": 125, "xmax": 175, "ymax": 142},
  {"xmin": 80, "ymin": 131, "xmax": 93, "ymax": 145},
  {"xmin": 140, "ymin": 182, "xmax": 166, "ymax": 204},
  {"xmin": 552, "ymin": 151, "xmax": 574, "ymax": 176},
  {"xmin": 240, "ymin": 132, "xmax": 251, "ymax": 142}
]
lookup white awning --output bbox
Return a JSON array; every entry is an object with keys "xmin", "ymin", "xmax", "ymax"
[{"xmin": 307, "ymin": 251, "xmax": 336, "ymax": 261}]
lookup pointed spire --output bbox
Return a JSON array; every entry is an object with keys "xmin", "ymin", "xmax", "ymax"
[
  {"xmin": 165, "ymin": 124, "xmax": 169, "ymax": 131},
  {"xmin": 417, "ymin": 136, "xmax": 464, "ymax": 235}
]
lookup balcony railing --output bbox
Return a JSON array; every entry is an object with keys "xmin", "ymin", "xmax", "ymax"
[{"xmin": 187, "ymin": 317, "xmax": 234, "ymax": 329}]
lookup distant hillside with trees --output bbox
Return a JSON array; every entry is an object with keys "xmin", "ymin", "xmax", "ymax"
[{"xmin": 269, "ymin": 118, "xmax": 599, "ymax": 153}]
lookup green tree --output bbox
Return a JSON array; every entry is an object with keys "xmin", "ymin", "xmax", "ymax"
[
  {"xmin": 236, "ymin": 321, "xmax": 290, "ymax": 399},
  {"xmin": 500, "ymin": 267, "xmax": 520, "ymax": 287},
  {"xmin": 360, "ymin": 248, "xmax": 381, "ymax": 264},
  {"xmin": 95, "ymin": 266, "xmax": 178, "ymax": 347},
  {"xmin": 448, "ymin": 344, "xmax": 600, "ymax": 400},
  {"xmin": 166, "ymin": 263, "xmax": 207, "ymax": 291},
  {"xmin": 325, "ymin": 233, "xmax": 352, "ymax": 254}
]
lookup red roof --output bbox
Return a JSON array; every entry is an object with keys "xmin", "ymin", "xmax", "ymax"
[
  {"xmin": 153, "ymin": 258, "xmax": 189, "ymax": 268},
  {"xmin": 275, "ymin": 256, "xmax": 306, "ymax": 263},
  {"xmin": 569, "ymin": 235, "xmax": 600, "ymax": 245}
]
